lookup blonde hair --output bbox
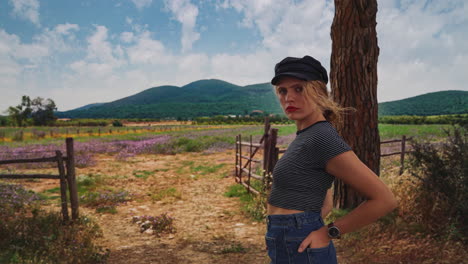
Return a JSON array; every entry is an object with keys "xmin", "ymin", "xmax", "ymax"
[{"xmin": 276, "ymin": 80, "xmax": 351, "ymax": 128}]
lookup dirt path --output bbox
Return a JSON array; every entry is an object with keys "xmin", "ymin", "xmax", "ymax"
[
  {"xmin": 70, "ymin": 150, "xmax": 270, "ymax": 264},
  {"xmin": 13, "ymin": 149, "xmax": 355, "ymax": 264}
]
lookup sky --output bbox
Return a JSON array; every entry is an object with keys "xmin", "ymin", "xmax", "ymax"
[{"xmin": 0, "ymin": 0, "xmax": 467, "ymax": 112}]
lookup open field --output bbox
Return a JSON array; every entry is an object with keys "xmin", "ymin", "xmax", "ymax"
[
  {"xmin": 1, "ymin": 123, "xmax": 466, "ymax": 263},
  {"xmin": 0, "ymin": 123, "xmax": 454, "ymax": 145}
]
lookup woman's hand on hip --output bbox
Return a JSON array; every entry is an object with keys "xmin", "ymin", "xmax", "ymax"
[{"xmin": 298, "ymin": 226, "xmax": 330, "ymax": 253}]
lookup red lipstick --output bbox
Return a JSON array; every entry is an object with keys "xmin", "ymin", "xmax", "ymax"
[{"xmin": 286, "ymin": 106, "xmax": 299, "ymax": 112}]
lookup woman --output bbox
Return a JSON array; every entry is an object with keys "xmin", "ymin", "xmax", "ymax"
[{"xmin": 266, "ymin": 56, "xmax": 397, "ymax": 263}]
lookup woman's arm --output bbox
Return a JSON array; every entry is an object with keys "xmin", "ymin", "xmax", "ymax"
[
  {"xmin": 298, "ymin": 150, "xmax": 397, "ymax": 252},
  {"xmin": 321, "ymin": 188, "xmax": 333, "ymax": 219}
]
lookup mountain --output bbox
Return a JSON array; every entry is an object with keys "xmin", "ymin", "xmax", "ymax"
[
  {"xmin": 71, "ymin": 103, "xmax": 105, "ymax": 111},
  {"xmin": 56, "ymin": 79, "xmax": 467, "ymax": 119},
  {"xmin": 378, "ymin": 90, "xmax": 468, "ymax": 116},
  {"xmin": 56, "ymin": 79, "xmax": 282, "ymax": 119}
]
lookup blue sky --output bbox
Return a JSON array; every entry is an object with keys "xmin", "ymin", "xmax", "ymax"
[{"xmin": 0, "ymin": 0, "xmax": 467, "ymax": 111}]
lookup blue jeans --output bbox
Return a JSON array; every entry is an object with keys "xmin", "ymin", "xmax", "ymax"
[{"xmin": 265, "ymin": 211, "xmax": 338, "ymax": 264}]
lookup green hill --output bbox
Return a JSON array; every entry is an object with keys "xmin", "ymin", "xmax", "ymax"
[
  {"xmin": 56, "ymin": 79, "xmax": 467, "ymax": 119},
  {"xmin": 378, "ymin": 90, "xmax": 468, "ymax": 116},
  {"xmin": 56, "ymin": 79, "xmax": 282, "ymax": 119}
]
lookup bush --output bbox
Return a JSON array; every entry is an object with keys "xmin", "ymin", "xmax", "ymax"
[
  {"xmin": 31, "ymin": 129, "xmax": 46, "ymax": 139},
  {"xmin": 408, "ymin": 125, "xmax": 467, "ymax": 242},
  {"xmin": 132, "ymin": 213, "xmax": 176, "ymax": 236},
  {"xmin": 12, "ymin": 130, "xmax": 24, "ymax": 141},
  {"xmin": 112, "ymin": 120, "xmax": 123, "ymax": 127},
  {"xmin": 0, "ymin": 183, "xmax": 41, "ymax": 218},
  {"xmin": 80, "ymin": 189, "xmax": 131, "ymax": 213},
  {"xmin": 0, "ymin": 183, "xmax": 108, "ymax": 263}
]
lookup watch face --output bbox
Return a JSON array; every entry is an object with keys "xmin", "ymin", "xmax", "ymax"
[{"xmin": 329, "ymin": 226, "xmax": 340, "ymax": 238}]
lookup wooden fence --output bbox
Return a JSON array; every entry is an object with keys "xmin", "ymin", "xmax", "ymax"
[
  {"xmin": 235, "ymin": 121, "xmax": 414, "ymax": 195},
  {"xmin": 235, "ymin": 118, "xmax": 282, "ymax": 195},
  {"xmin": 0, "ymin": 138, "xmax": 79, "ymax": 221},
  {"xmin": 380, "ymin": 135, "xmax": 413, "ymax": 175}
]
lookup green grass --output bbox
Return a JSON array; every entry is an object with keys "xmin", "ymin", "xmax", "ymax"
[
  {"xmin": 133, "ymin": 170, "xmax": 154, "ymax": 179},
  {"xmin": 0, "ymin": 124, "xmax": 260, "ymax": 147},
  {"xmin": 220, "ymin": 243, "xmax": 247, "ymax": 254},
  {"xmin": 275, "ymin": 123, "xmax": 451, "ymax": 140},
  {"xmin": 191, "ymin": 163, "xmax": 225, "ymax": 175},
  {"xmin": 150, "ymin": 187, "xmax": 182, "ymax": 202},
  {"xmin": 40, "ymin": 174, "xmax": 130, "ymax": 213},
  {"xmin": 378, "ymin": 124, "xmax": 452, "ymax": 140},
  {"xmin": 224, "ymin": 183, "xmax": 266, "ymax": 221},
  {"xmin": 277, "ymin": 124, "xmax": 296, "ymax": 136}
]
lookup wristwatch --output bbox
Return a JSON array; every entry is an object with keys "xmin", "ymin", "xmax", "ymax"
[{"xmin": 327, "ymin": 222, "xmax": 341, "ymax": 239}]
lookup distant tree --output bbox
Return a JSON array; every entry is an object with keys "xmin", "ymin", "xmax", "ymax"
[
  {"xmin": 7, "ymin": 95, "xmax": 32, "ymax": 127},
  {"xmin": 330, "ymin": 0, "xmax": 380, "ymax": 209},
  {"xmin": 0, "ymin": 116, "xmax": 11, "ymax": 126},
  {"xmin": 112, "ymin": 120, "xmax": 123, "ymax": 127},
  {"xmin": 6, "ymin": 96, "xmax": 57, "ymax": 126},
  {"xmin": 30, "ymin": 97, "xmax": 57, "ymax": 126}
]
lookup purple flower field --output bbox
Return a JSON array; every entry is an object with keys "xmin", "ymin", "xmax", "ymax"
[
  {"xmin": 0, "ymin": 135, "xmax": 172, "ymax": 168},
  {"xmin": 0, "ymin": 125, "xmax": 266, "ymax": 168},
  {"xmin": 0, "ymin": 183, "xmax": 41, "ymax": 217}
]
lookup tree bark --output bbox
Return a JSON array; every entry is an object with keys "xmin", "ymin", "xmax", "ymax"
[{"xmin": 330, "ymin": 0, "xmax": 381, "ymax": 209}]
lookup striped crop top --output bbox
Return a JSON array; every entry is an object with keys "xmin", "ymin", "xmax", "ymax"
[{"xmin": 268, "ymin": 121, "xmax": 352, "ymax": 212}]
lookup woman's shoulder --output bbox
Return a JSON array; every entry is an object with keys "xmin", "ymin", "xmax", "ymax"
[{"xmin": 301, "ymin": 121, "xmax": 340, "ymax": 138}]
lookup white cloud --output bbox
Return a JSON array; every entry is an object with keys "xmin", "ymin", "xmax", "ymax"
[
  {"xmin": 9, "ymin": 0, "xmax": 40, "ymax": 26},
  {"xmin": 1, "ymin": 0, "xmax": 467, "ymax": 112},
  {"xmin": 131, "ymin": 0, "xmax": 153, "ymax": 10},
  {"xmin": 210, "ymin": 51, "xmax": 274, "ymax": 85},
  {"xmin": 126, "ymin": 31, "xmax": 171, "ymax": 64},
  {"xmin": 85, "ymin": 25, "xmax": 124, "ymax": 66},
  {"xmin": 177, "ymin": 53, "xmax": 210, "ymax": 79},
  {"xmin": 164, "ymin": 0, "xmax": 200, "ymax": 52},
  {"xmin": 377, "ymin": 0, "xmax": 468, "ymax": 101},
  {"xmin": 55, "ymin": 23, "xmax": 80, "ymax": 35},
  {"xmin": 218, "ymin": 0, "xmax": 468, "ymax": 102},
  {"xmin": 218, "ymin": 0, "xmax": 334, "ymax": 67},
  {"xmin": 0, "ymin": 30, "xmax": 21, "ymax": 92},
  {"xmin": 120, "ymin": 32, "xmax": 135, "ymax": 43}
]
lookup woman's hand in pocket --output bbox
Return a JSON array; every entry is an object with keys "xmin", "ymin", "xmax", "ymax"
[{"xmin": 297, "ymin": 226, "xmax": 330, "ymax": 253}]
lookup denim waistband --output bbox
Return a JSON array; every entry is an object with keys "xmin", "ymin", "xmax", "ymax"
[{"xmin": 266, "ymin": 211, "xmax": 321, "ymax": 227}]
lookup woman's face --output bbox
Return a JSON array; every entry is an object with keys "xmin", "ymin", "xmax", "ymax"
[{"xmin": 276, "ymin": 77, "xmax": 321, "ymax": 124}]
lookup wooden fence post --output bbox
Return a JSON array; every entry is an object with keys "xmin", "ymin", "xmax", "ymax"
[
  {"xmin": 66, "ymin": 138, "xmax": 79, "ymax": 220},
  {"xmin": 263, "ymin": 129, "xmax": 270, "ymax": 178},
  {"xmin": 239, "ymin": 134, "xmax": 242, "ymax": 184},
  {"xmin": 399, "ymin": 135, "xmax": 407, "ymax": 175},
  {"xmin": 56, "ymin": 150, "xmax": 69, "ymax": 222},
  {"xmin": 248, "ymin": 135, "xmax": 252, "ymax": 194},
  {"xmin": 235, "ymin": 135, "xmax": 239, "ymax": 182},
  {"xmin": 268, "ymin": 129, "xmax": 278, "ymax": 173}
]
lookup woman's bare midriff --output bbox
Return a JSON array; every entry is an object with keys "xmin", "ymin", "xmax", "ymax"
[{"xmin": 267, "ymin": 203, "xmax": 304, "ymax": 215}]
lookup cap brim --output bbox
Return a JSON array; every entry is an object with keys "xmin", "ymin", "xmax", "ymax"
[{"xmin": 271, "ymin": 72, "xmax": 313, "ymax": 85}]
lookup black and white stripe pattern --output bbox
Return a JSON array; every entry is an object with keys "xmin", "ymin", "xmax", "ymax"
[{"xmin": 268, "ymin": 121, "xmax": 352, "ymax": 212}]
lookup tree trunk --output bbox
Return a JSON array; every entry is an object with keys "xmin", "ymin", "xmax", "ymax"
[{"xmin": 330, "ymin": 0, "xmax": 380, "ymax": 209}]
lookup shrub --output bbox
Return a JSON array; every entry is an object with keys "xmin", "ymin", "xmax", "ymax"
[
  {"xmin": 31, "ymin": 129, "xmax": 46, "ymax": 139},
  {"xmin": 0, "ymin": 183, "xmax": 41, "ymax": 218},
  {"xmin": 12, "ymin": 130, "xmax": 24, "ymax": 141},
  {"xmin": 80, "ymin": 189, "xmax": 131, "ymax": 213},
  {"xmin": 132, "ymin": 213, "xmax": 176, "ymax": 236},
  {"xmin": 0, "ymin": 183, "xmax": 108, "ymax": 263},
  {"xmin": 150, "ymin": 187, "xmax": 182, "ymax": 202},
  {"xmin": 112, "ymin": 120, "xmax": 123, "ymax": 127},
  {"xmin": 408, "ymin": 125, "xmax": 467, "ymax": 242}
]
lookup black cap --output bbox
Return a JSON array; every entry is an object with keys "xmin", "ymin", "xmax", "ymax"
[{"xmin": 271, "ymin": 55, "xmax": 328, "ymax": 85}]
